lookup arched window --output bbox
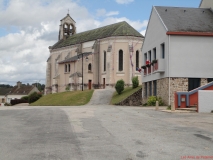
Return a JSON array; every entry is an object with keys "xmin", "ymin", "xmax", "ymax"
[
  {"xmin": 88, "ymin": 63, "xmax": 92, "ymax": 71},
  {"xmin": 136, "ymin": 50, "xmax": 139, "ymax": 69},
  {"xmin": 65, "ymin": 64, "xmax": 67, "ymax": 72},
  {"xmin": 68, "ymin": 64, "xmax": 70, "ymax": 72},
  {"xmin": 104, "ymin": 51, "xmax": 106, "ymax": 71},
  {"xmin": 119, "ymin": 50, "xmax": 123, "ymax": 71}
]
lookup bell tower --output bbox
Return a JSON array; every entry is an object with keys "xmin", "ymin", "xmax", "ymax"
[{"xmin": 58, "ymin": 13, "xmax": 76, "ymax": 40}]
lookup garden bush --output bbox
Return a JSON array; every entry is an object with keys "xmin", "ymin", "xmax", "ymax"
[
  {"xmin": 115, "ymin": 79, "xmax": 125, "ymax": 95},
  {"xmin": 147, "ymin": 96, "xmax": 164, "ymax": 106},
  {"xmin": 132, "ymin": 76, "xmax": 139, "ymax": 88},
  {"xmin": 28, "ymin": 92, "xmax": 42, "ymax": 104},
  {"xmin": 21, "ymin": 95, "xmax": 29, "ymax": 101}
]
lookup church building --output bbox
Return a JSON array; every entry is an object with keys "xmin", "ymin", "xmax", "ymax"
[{"xmin": 45, "ymin": 14, "xmax": 144, "ymax": 94}]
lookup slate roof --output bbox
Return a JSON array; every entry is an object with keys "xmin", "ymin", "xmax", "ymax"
[
  {"xmin": 52, "ymin": 21, "xmax": 143, "ymax": 49},
  {"xmin": 8, "ymin": 85, "xmax": 35, "ymax": 95},
  {"xmin": 69, "ymin": 72, "xmax": 82, "ymax": 78},
  {"xmin": 155, "ymin": 6, "xmax": 213, "ymax": 32},
  {"xmin": 0, "ymin": 88, "xmax": 12, "ymax": 96},
  {"xmin": 58, "ymin": 52, "xmax": 92, "ymax": 64}
]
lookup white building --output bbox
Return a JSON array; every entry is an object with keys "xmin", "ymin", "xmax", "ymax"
[{"xmin": 141, "ymin": 5, "xmax": 213, "ymax": 105}]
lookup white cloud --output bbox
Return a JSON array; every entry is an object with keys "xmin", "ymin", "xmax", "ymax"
[
  {"xmin": 0, "ymin": 0, "xmax": 147, "ymax": 86},
  {"xmin": 106, "ymin": 11, "xmax": 119, "ymax": 16},
  {"xmin": 96, "ymin": 9, "xmax": 119, "ymax": 17},
  {"xmin": 115, "ymin": 0, "xmax": 134, "ymax": 4},
  {"xmin": 140, "ymin": 30, "xmax": 146, "ymax": 36}
]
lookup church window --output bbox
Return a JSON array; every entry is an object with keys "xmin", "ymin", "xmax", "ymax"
[
  {"xmin": 104, "ymin": 51, "xmax": 106, "ymax": 71},
  {"xmin": 88, "ymin": 63, "xmax": 92, "ymax": 71},
  {"xmin": 136, "ymin": 50, "xmax": 139, "ymax": 69},
  {"xmin": 65, "ymin": 64, "xmax": 67, "ymax": 72},
  {"xmin": 68, "ymin": 64, "xmax": 70, "ymax": 72},
  {"xmin": 119, "ymin": 50, "xmax": 123, "ymax": 71}
]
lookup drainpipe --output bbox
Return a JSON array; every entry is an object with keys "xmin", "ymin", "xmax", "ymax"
[{"xmin": 168, "ymin": 35, "xmax": 171, "ymax": 105}]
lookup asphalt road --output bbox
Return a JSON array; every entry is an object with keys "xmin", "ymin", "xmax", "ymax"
[{"xmin": 0, "ymin": 105, "xmax": 213, "ymax": 160}]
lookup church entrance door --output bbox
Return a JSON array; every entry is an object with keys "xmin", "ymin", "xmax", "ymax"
[{"xmin": 88, "ymin": 80, "xmax": 92, "ymax": 90}]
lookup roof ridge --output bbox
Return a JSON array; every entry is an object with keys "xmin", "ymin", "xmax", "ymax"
[{"xmin": 72, "ymin": 21, "xmax": 125, "ymax": 36}]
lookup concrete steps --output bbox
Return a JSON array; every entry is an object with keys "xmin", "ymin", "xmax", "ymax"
[{"xmin": 176, "ymin": 107, "xmax": 197, "ymax": 112}]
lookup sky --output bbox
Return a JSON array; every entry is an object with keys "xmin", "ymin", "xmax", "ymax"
[{"xmin": 0, "ymin": 0, "xmax": 200, "ymax": 86}]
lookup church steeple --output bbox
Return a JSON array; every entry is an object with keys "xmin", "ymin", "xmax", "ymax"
[{"xmin": 58, "ymin": 13, "xmax": 76, "ymax": 40}]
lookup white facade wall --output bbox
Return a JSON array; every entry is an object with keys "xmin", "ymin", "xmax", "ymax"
[
  {"xmin": 199, "ymin": 0, "xmax": 213, "ymax": 9},
  {"xmin": 6, "ymin": 95, "xmax": 27, "ymax": 103},
  {"xmin": 141, "ymin": 7, "xmax": 169, "ymax": 83},
  {"xmin": 170, "ymin": 36, "xmax": 213, "ymax": 78},
  {"xmin": 198, "ymin": 90, "xmax": 213, "ymax": 113}
]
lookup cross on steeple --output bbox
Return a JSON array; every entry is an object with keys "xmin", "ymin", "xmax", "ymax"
[{"xmin": 68, "ymin": 9, "xmax": 69, "ymax": 15}]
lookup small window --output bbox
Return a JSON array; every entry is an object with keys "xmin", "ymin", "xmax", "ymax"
[
  {"xmin": 161, "ymin": 43, "xmax": 165, "ymax": 59},
  {"xmin": 148, "ymin": 50, "xmax": 151, "ymax": 62},
  {"xmin": 153, "ymin": 48, "xmax": 156, "ymax": 60},
  {"xmin": 68, "ymin": 64, "xmax": 70, "ymax": 72},
  {"xmin": 65, "ymin": 64, "xmax": 67, "ymax": 72},
  {"xmin": 149, "ymin": 81, "xmax": 152, "ymax": 96},
  {"xmin": 136, "ymin": 50, "xmax": 139, "ymax": 69},
  {"xmin": 144, "ymin": 53, "xmax": 147, "ymax": 64},
  {"xmin": 145, "ymin": 82, "xmax": 148, "ymax": 97},
  {"xmin": 153, "ymin": 80, "xmax": 157, "ymax": 96},
  {"xmin": 104, "ymin": 51, "xmax": 106, "ymax": 71},
  {"xmin": 119, "ymin": 50, "xmax": 123, "ymax": 71},
  {"xmin": 88, "ymin": 63, "xmax": 92, "ymax": 71}
]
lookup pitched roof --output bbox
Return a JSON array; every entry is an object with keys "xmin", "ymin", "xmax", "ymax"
[
  {"xmin": 58, "ymin": 52, "xmax": 92, "ymax": 64},
  {"xmin": 155, "ymin": 6, "xmax": 213, "ymax": 33},
  {"xmin": 69, "ymin": 72, "xmax": 82, "ymax": 78},
  {"xmin": 8, "ymin": 85, "xmax": 35, "ymax": 95},
  {"xmin": 60, "ymin": 14, "xmax": 76, "ymax": 23},
  {"xmin": 0, "ymin": 88, "xmax": 12, "ymax": 95},
  {"xmin": 52, "ymin": 21, "xmax": 143, "ymax": 49}
]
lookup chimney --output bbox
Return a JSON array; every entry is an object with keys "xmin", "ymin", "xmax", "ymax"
[{"xmin": 17, "ymin": 81, "xmax": 22, "ymax": 88}]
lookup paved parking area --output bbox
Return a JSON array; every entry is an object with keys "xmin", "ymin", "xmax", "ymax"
[{"xmin": 0, "ymin": 105, "xmax": 212, "ymax": 160}]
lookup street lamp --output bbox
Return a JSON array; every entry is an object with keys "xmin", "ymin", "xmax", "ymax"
[{"xmin": 78, "ymin": 53, "xmax": 89, "ymax": 91}]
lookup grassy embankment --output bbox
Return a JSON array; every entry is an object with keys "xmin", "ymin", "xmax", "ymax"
[
  {"xmin": 110, "ymin": 86, "xmax": 142, "ymax": 105},
  {"xmin": 30, "ymin": 90, "xmax": 94, "ymax": 106}
]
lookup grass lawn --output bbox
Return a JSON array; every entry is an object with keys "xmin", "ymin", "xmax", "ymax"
[
  {"xmin": 110, "ymin": 86, "xmax": 142, "ymax": 105},
  {"xmin": 30, "ymin": 90, "xmax": 94, "ymax": 106}
]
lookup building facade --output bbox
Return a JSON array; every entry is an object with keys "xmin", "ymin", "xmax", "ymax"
[
  {"xmin": 141, "ymin": 5, "xmax": 213, "ymax": 105},
  {"xmin": 45, "ymin": 14, "xmax": 144, "ymax": 94}
]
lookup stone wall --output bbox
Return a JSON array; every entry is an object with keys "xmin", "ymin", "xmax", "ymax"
[
  {"xmin": 170, "ymin": 78, "xmax": 188, "ymax": 104},
  {"xmin": 142, "ymin": 78, "xmax": 169, "ymax": 105},
  {"xmin": 115, "ymin": 88, "xmax": 142, "ymax": 106},
  {"xmin": 201, "ymin": 78, "xmax": 208, "ymax": 86}
]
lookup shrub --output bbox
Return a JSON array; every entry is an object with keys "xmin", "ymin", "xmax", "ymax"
[
  {"xmin": 132, "ymin": 76, "xmax": 139, "ymax": 88},
  {"xmin": 65, "ymin": 85, "xmax": 70, "ymax": 91},
  {"xmin": 167, "ymin": 105, "xmax": 171, "ymax": 110},
  {"xmin": 28, "ymin": 92, "xmax": 42, "ymax": 104},
  {"xmin": 11, "ymin": 99, "xmax": 28, "ymax": 105},
  {"xmin": 115, "ymin": 79, "xmax": 125, "ymax": 95},
  {"xmin": 4, "ymin": 102, "xmax": 11, "ymax": 106},
  {"xmin": 21, "ymin": 96, "xmax": 29, "ymax": 101},
  {"xmin": 147, "ymin": 96, "xmax": 164, "ymax": 106}
]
